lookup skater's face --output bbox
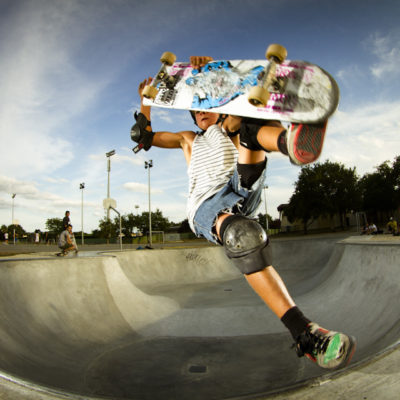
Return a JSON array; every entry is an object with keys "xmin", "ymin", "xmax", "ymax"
[{"xmin": 194, "ymin": 111, "xmax": 219, "ymax": 130}]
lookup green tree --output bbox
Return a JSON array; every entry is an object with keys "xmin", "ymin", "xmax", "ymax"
[
  {"xmin": 393, "ymin": 156, "xmax": 400, "ymax": 209},
  {"xmin": 360, "ymin": 156, "xmax": 400, "ymax": 219},
  {"xmin": 45, "ymin": 218, "xmax": 64, "ymax": 233},
  {"xmin": 285, "ymin": 160, "xmax": 361, "ymax": 233},
  {"xmin": 98, "ymin": 216, "xmax": 118, "ymax": 239},
  {"xmin": 8, "ymin": 224, "xmax": 26, "ymax": 238},
  {"xmin": 176, "ymin": 219, "xmax": 191, "ymax": 233},
  {"xmin": 257, "ymin": 213, "xmax": 274, "ymax": 231},
  {"xmin": 97, "ymin": 209, "xmax": 171, "ymax": 239}
]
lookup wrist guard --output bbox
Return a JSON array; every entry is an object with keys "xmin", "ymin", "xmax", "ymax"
[{"xmin": 131, "ymin": 112, "xmax": 154, "ymax": 153}]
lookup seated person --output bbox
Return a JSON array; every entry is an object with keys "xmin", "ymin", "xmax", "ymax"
[{"xmin": 58, "ymin": 224, "xmax": 78, "ymax": 255}]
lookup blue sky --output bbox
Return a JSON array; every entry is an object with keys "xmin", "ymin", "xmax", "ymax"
[{"xmin": 1, "ymin": 0, "xmax": 400, "ymax": 233}]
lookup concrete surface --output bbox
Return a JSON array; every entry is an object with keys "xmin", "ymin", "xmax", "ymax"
[{"xmin": 0, "ymin": 235, "xmax": 399, "ymax": 399}]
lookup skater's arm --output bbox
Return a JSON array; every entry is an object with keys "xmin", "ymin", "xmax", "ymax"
[
  {"xmin": 138, "ymin": 78, "xmax": 152, "ymax": 123},
  {"xmin": 152, "ymin": 130, "xmax": 194, "ymax": 149},
  {"xmin": 134, "ymin": 78, "xmax": 195, "ymax": 150}
]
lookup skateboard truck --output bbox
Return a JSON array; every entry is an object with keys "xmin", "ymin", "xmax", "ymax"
[
  {"xmin": 143, "ymin": 52, "xmax": 177, "ymax": 100},
  {"xmin": 248, "ymin": 44, "xmax": 287, "ymax": 107}
]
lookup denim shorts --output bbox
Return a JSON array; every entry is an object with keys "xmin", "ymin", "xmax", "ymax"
[{"xmin": 192, "ymin": 165, "xmax": 266, "ymax": 244}]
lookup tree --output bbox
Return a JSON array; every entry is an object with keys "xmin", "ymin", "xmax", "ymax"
[
  {"xmin": 176, "ymin": 219, "xmax": 191, "ymax": 233},
  {"xmin": 285, "ymin": 160, "xmax": 361, "ymax": 233},
  {"xmin": 45, "ymin": 218, "xmax": 64, "ymax": 233},
  {"xmin": 7, "ymin": 224, "xmax": 26, "ymax": 237},
  {"xmin": 257, "ymin": 213, "xmax": 274, "ymax": 231},
  {"xmin": 98, "ymin": 216, "xmax": 118, "ymax": 239},
  {"xmin": 97, "ymin": 209, "xmax": 171, "ymax": 239},
  {"xmin": 360, "ymin": 156, "xmax": 400, "ymax": 219}
]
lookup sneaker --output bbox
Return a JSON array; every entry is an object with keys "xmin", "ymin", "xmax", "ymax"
[
  {"xmin": 295, "ymin": 322, "xmax": 356, "ymax": 369},
  {"xmin": 286, "ymin": 121, "xmax": 327, "ymax": 165}
]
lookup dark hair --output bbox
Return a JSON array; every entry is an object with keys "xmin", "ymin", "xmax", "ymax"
[{"xmin": 65, "ymin": 210, "xmax": 70, "ymax": 215}]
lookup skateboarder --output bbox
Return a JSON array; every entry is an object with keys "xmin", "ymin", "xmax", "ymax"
[
  {"xmin": 57, "ymin": 224, "xmax": 78, "ymax": 256},
  {"xmin": 130, "ymin": 58, "xmax": 355, "ymax": 369}
]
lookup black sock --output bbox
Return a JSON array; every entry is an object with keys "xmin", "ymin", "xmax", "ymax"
[
  {"xmin": 281, "ymin": 306, "xmax": 311, "ymax": 340},
  {"xmin": 277, "ymin": 130, "xmax": 288, "ymax": 155}
]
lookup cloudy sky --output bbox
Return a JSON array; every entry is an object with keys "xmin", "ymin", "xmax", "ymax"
[{"xmin": 1, "ymin": 0, "xmax": 399, "ymax": 233}]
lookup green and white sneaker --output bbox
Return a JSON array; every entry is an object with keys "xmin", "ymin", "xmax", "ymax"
[{"xmin": 295, "ymin": 322, "xmax": 356, "ymax": 369}]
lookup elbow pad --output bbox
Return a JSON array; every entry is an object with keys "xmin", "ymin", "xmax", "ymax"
[{"xmin": 131, "ymin": 112, "xmax": 154, "ymax": 153}]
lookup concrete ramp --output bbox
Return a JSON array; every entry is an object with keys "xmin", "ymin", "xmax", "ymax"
[{"xmin": 0, "ymin": 237, "xmax": 399, "ymax": 399}]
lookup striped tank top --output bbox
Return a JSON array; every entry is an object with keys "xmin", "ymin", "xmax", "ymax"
[{"xmin": 187, "ymin": 124, "xmax": 238, "ymax": 231}]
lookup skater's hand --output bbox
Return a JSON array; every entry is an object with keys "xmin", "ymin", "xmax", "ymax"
[
  {"xmin": 138, "ymin": 78, "xmax": 152, "ymax": 101},
  {"xmin": 190, "ymin": 56, "xmax": 213, "ymax": 69}
]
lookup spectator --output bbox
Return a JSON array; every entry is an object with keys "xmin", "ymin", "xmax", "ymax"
[{"xmin": 62, "ymin": 211, "xmax": 71, "ymax": 230}]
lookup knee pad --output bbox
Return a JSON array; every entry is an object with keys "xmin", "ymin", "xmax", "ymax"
[
  {"xmin": 221, "ymin": 215, "xmax": 273, "ymax": 275},
  {"xmin": 239, "ymin": 118, "xmax": 284, "ymax": 151},
  {"xmin": 237, "ymin": 161, "xmax": 266, "ymax": 189},
  {"xmin": 239, "ymin": 119, "xmax": 265, "ymax": 151}
]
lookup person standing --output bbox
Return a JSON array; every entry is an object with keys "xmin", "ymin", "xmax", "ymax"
[{"xmin": 62, "ymin": 211, "xmax": 71, "ymax": 230}]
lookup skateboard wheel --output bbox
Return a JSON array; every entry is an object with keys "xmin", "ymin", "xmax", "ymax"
[
  {"xmin": 160, "ymin": 51, "xmax": 176, "ymax": 66},
  {"xmin": 143, "ymin": 85, "xmax": 158, "ymax": 100},
  {"xmin": 266, "ymin": 44, "xmax": 287, "ymax": 63},
  {"xmin": 248, "ymin": 86, "xmax": 270, "ymax": 107}
]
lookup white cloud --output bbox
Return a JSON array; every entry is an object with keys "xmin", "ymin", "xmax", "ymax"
[
  {"xmin": 336, "ymin": 64, "xmax": 366, "ymax": 87},
  {"xmin": 0, "ymin": 2, "xmax": 114, "ymax": 179},
  {"xmin": 123, "ymin": 182, "xmax": 163, "ymax": 194},
  {"xmin": 367, "ymin": 31, "xmax": 400, "ymax": 78},
  {"xmin": 151, "ymin": 109, "xmax": 174, "ymax": 124},
  {"xmin": 321, "ymin": 102, "xmax": 400, "ymax": 175},
  {"xmin": 0, "ymin": 176, "xmax": 39, "ymax": 198},
  {"xmin": 89, "ymin": 152, "xmax": 144, "ymax": 167}
]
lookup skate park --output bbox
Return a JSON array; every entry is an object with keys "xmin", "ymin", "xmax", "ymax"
[{"xmin": 0, "ymin": 234, "xmax": 399, "ymax": 400}]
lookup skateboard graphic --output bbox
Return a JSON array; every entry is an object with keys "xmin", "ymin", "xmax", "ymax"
[{"xmin": 142, "ymin": 45, "xmax": 339, "ymax": 124}]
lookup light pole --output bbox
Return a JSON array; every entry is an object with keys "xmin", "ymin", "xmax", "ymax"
[
  {"xmin": 11, "ymin": 194, "xmax": 16, "ymax": 245},
  {"xmin": 106, "ymin": 150, "xmax": 116, "ymax": 221},
  {"xmin": 106, "ymin": 150, "xmax": 116, "ymax": 244},
  {"xmin": 80, "ymin": 183, "xmax": 85, "ymax": 245},
  {"xmin": 144, "ymin": 160, "xmax": 153, "ymax": 246}
]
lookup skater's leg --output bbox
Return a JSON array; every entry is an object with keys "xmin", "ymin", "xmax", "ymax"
[
  {"xmin": 239, "ymin": 118, "xmax": 327, "ymax": 165},
  {"xmin": 217, "ymin": 213, "xmax": 356, "ymax": 369},
  {"xmin": 244, "ymin": 266, "xmax": 295, "ymax": 318},
  {"xmin": 216, "ymin": 213, "xmax": 296, "ymax": 319}
]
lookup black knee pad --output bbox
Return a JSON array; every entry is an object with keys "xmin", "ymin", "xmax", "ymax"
[
  {"xmin": 239, "ymin": 118, "xmax": 266, "ymax": 151},
  {"xmin": 239, "ymin": 118, "xmax": 284, "ymax": 151},
  {"xmin": 237, "ymin": 160, "xmax": 266, "ymax": 189},
  {"xmin": 221, "ymin": 215, "xmax": 273, "ymax": 275}
]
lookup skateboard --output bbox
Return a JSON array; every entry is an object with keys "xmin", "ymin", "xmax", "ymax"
[
  {"xmin": 55, "ymin": 251, "xmax": 78, "ymax": 257},
  {"xmin": 142, "ymin": 45, "xmax": 339, "ymax": 124}
]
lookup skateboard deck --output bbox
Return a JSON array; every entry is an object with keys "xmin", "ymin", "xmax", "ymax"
[
  {"xmin": 55, "ymin": 251, "xmax": 78, "ymax": 257},
  {"xmin": 143, "ymin": 49, "xmax": 339, "ymax": 124}
]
